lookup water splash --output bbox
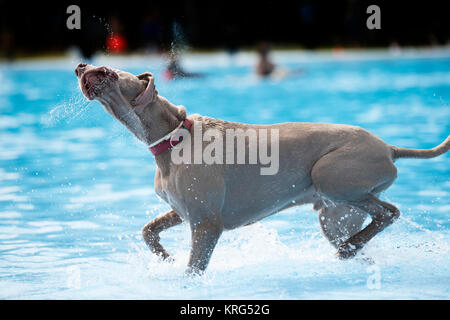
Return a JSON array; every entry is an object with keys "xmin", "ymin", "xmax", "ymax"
[
  {"xmin": 41, "ymin": 92, "xmax": 91, "ymax": 127},
  {"xmin": 170, "ymin": 21, "xmax": 188, "ymax": 57}
]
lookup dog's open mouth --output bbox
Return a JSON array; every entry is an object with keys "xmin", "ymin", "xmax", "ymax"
[{"xmin": 78, "ymin": 66, "xmax": 119, "ymax": 100}]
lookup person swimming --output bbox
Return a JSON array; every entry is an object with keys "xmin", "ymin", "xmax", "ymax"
[
  {"xmin": 255, "ymin": 42, "xmax": 304, "ymax": 79},
  {"xmin": 256, "ymin": 42, "xmax": 276, "ymax": 77},
  {"xmin": 164, "ymin": 54, "xmax": 204, "ymax": 80}
]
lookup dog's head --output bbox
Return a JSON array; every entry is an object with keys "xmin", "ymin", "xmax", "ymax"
[
  {"xmin": 75, "ymin": 63, "xmax": 185, "ymax": 144},
  {"xmin": 75, "ymin": 63, "xmax": 158, "ymax": 113},
  {"xmin": 75, "ymin": 63, "xmax": 160, "ymax": 142}
]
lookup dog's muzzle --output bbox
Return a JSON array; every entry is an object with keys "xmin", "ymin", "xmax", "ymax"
[{"xmin": 75, "ymin": 64, "xmax": 119, "ymax": 100}]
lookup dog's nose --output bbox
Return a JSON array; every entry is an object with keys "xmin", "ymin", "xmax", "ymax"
[{"xmin": 75, "ymin": 63, "xmax": 87, "ymax": 77}]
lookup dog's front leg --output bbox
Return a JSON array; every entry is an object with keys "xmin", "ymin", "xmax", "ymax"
[
  {"xmin": 142, "ymin": 210, "xmax": 182, "ymax": 260},
  {"xmin": 186, "ymin": 217, "xmax": 223, "ymax": 275}
]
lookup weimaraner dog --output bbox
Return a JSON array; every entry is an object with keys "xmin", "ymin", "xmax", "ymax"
[{"xmin": 75, "ymin": 63, "xmax": 450, "ymax": 274}]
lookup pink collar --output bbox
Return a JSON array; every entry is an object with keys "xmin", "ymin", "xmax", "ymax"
[
  {"xmin": 149, "ymin": 119, "xmax": 193, "ymax": 156},
  {"xmin": 131, "ymin": 80, "xmax": 192, "ymax": 156}
]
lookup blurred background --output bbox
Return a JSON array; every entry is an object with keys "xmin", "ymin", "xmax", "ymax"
[
  {"xmin": 0, "ymin": 0, "xmax": 449, "ymax": 299},
  {"xmin": 0, "ymin": 0, "xmax": 449, "ymax": 60}
]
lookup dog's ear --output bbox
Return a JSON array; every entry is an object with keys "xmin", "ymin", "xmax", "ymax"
[
  {"xmin": 137, "ymin": 72, "xmax": 153, "ymax": 80},
  {"xmin": 137, "ymin": 72, "xmax": 158, "ymax": 96},
  {"xmin": 133, "ymin": 72, "xmax": 158, "ymax": 108}
]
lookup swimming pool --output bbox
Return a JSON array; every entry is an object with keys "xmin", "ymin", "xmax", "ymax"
[{"xmin": 0, "ymin": 49, "xmax": 449, "ymax": 299}]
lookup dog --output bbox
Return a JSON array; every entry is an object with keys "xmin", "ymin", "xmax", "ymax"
[{"xmin": 75, "ymin": 63, "xmax": 449, "ymax": 274}]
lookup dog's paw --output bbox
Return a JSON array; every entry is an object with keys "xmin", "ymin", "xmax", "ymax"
[
  {"xmin": 157, "ymin": 250, "xmax": 172, "ymax": 261},
  {"xmin": 336, "ymin": 242, "xmax": 359, "ymax": 260},
  {"xmin": 162, "ymin": 253, "xmax": 175, "ymax": 263}
]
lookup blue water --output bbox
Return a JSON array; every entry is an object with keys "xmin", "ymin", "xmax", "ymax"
[{"xmin": 0, "ymin": 50, "xmax": 449, "ymax": 299}]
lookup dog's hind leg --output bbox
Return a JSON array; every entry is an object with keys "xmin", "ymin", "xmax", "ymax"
[
  {"xmin": 186, "ymin": 217, "xmax": 223, "ymax": 275},
  {"xmin": 311, "ymin": 146, "xmax": 399, "ymax": 258},
  {"xmin": 317, "ymin": 203, "xmax": 368, "ymax": 248},
  {"xmin": 336, "ymin": 195, "xmax": 400, "ymax": 259},
  {"xmin": 142, "ymin": 210, "xmax": 182, "ymax": 260}
]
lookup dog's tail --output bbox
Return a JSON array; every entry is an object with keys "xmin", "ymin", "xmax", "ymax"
[{"xmin": 391, "ymin": 135, "xmax": 450, "ymax": 159}]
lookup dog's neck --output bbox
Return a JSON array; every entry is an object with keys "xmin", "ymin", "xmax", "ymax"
[{"xmin": 139, "ymin": 95, "xmax": 187, "ymax": 175}]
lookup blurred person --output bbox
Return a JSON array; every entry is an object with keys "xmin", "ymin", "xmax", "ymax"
[
  {"xmin": 255, "ymin": 42, "xmax": 304, "ymax": 80},
  {"xmin": 163, "ymin": 20, "xmax": 204, "ymax": 80},
  {"xmin": 164, "ymin": 52, "xmax": 204, "ymax": 80},
  {"xmin": 256, "ymin": 42, "xmax": 277, "ymax": 77}
]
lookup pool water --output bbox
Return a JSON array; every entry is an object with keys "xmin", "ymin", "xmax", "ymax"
[{"xmin": 0, "ymin": 49, "xmax": 449, "ymax": 299}]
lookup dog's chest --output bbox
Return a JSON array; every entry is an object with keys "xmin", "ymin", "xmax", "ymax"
[
  {"xmin": 154, "ymin": 169, "xmax": 186, "ymax": 215},
  {"xmin": 154, "ymin": 169, "xmax": 169, "ymax": 201}
]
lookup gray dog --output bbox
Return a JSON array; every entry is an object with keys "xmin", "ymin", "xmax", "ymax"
[{"xmin": 75, "ymin": 63, "xmax": 449, "ymax": 274}]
